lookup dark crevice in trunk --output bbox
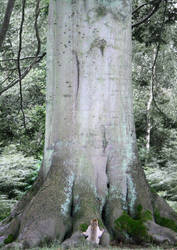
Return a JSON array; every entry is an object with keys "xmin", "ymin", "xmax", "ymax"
[
  {"xmin": 63, "ymin": 226, "xmax": 73, "ymax": 242},
  {"xmin": 100, "ymin": 45, "xmax": 104, "ymax": 56},
  {"xmin": 65, "ymin": 178, "xmax": 75, "ymax": 240},
  {"xmin": 101, "ymin": 201, "xmax": 107, "ymax": 227},
  {"xmin": 101, "ymin": 156, "xmax": 110, "ymax": 228},
  {"xmin": 70, "ymin": 179, "xmax": 75, "ymax": 219},
  {"xmin": 105, "ymin": 156, "xmax": 110, "ymax": 190},
  {"xmin": 102, "ymin": 126, "xmax": 108, "ymax": 153},
  {"xmin": 126, "ymin": 176, "xmax": 130, "ymax": 215},
  {"xmin": 74, "ymin": 51, "xmax": 80, "ymax": 100}
]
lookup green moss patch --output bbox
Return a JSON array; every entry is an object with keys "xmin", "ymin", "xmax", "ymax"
[
  {"xmin": 135, "ymin": 204, "xmax": 152, "ymax": 222},
  {"xmin": 4, "ymin": 234, "xmax": 15, "ymax": 244},
  {"xmin": 96, "ymin": 6, "xmax": 107, "ymax": 17},
  {"xmin": 80, "ymin": 223, "xmax": 89, "ymax": 232},
  {"xmin": 154, "ymin": 209, "xmax": 177, "ymax": 232},
  {"xmin": 114, "ymin": 205, "xmax": 152, "ymax": 243}
]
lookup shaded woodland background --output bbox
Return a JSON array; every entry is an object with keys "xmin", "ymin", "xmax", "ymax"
[{"xmin": 0, "ymin": 0, "xmax": 177, "ymax": 221}]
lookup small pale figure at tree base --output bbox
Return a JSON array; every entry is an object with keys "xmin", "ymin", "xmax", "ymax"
[{"xmin": 83, "ymin": 219, "xmax": 104, "ymax": 244}]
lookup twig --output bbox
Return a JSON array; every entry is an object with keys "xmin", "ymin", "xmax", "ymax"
[
  {"xmin": 17, "ymin": 0, "xmax": 26, "ymax": 129},
  {"xmin": 0, "ymin": 55, "xmax": 43, "ymax": 62},
  {"xmin": 0, "ymin": 72, "xmax": 14, "ymax": 86}
]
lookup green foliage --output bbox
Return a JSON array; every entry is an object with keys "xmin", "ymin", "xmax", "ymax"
[
  {"xmin": 144, "ymin": 129, "xmax": 177, "ymax": 205},
  {"xmin": 80, "ymin": 223, "xmax": 89, "ymax": 232},
  {"xmin": 40, "ymin": 0, "xmax": 49, "ymax": 16},
  {"xmin": 0, "ymin": 145, "xmax": 40, "ymax": 221},
  {"xmin": 154, "ymin": 209, "xmax": 177, "ymax": 232},
  {"xmin": 4, "ymin": 234, "xmax": 15, "ymax": 244},
  {"xmin": 0, "ymin": 200, "xmax": 11, "ymax": 221}
]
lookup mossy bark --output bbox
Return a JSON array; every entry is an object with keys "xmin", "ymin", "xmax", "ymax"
[{"xmin": 1, "ymin": 0, "xmax": 177, "ymax": 248}]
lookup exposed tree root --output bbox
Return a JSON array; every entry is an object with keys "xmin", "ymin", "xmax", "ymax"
[
  {"xmin": 152, "ymin": 192, "xmax": 177, "ymax": 221},
  {"xmin": 146, "ymin": 221, "xmax": 177, "ymax": 245}
]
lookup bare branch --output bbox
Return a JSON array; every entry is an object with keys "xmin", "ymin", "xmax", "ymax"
[
  {"xmin": 0, "ymin": 53, "xmax": 46, "ymax": 95},
  {"xmin": 0, "ymin": 0, "xmax": 16, "ymax": 49},
  {"xmin": 1, "ymin": 67, "xmax": 18, "ymax": 71},
  {"xmin": 132, "ymin": 0, "xmax": 160, "ymax": 15},
  {"xmin": 132, "ymin": 3, "xmax": 149, "ymax": 15},
  {"xmin": 0, "ymin": 72, "xmax": 14, "ymax": 86},
  {"xmin": 132, "ymin": 0, "xmax": 162, "ymax": 28},
  {"xmin": 34, "ymin": 0, "xmax": 41, "ymax": 57},
  {"xmin": 0, "ymin": 55, "xmax": 44, "ymax": 62}
]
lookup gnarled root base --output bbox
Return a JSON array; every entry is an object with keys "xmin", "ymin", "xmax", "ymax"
[
  {"xmin": 1, "ymin": 199, "xmax": 177, "ymax": 249},
  {"xmin": 1, "ymin": 163, "xmax": 177, "ymax": 249}
]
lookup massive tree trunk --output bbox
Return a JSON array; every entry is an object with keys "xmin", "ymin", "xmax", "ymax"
[{"xmin": 1, "ymin": 0, "xmax": 177, "ymax": 248}]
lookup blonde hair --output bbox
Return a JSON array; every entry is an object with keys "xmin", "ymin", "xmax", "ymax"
[{"xmin": 90, "ymin": 219, "xmax": 98, "ymax": 242}]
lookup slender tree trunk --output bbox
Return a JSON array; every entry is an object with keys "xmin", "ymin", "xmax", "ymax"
[
  {"xmin": 0, "ymin": 0, "xmax": 177, "ymax": 248},
  {"xmin": 146, "ymin": 49, "xmax": 156, "ymax": 152},
  {"xmin": 146, "ymin": 75, "xmax": 153, "ymax": 152},
  {"xmin": 0, "ymin": 0, "xmax": 16, "ymax": 50}
]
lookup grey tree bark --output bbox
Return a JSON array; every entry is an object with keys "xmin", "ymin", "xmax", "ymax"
[{"xmin": 0, "ymin": 0, "xmax": 177, "ymax": 248}]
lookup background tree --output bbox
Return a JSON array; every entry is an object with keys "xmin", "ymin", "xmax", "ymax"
[
  {"xmin": 132, "ymin": 0, "xmax": 177, "ymax": 205},
  {"xmin": 0, "ymin": 0, "xmax": 48, "ymax": 157}
]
